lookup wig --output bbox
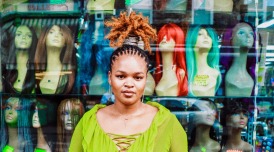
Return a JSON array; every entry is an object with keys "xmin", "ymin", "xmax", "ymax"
[
  {"xmin": 104, "ymin": 11, "xmax": 157, "ymax": 53},
  {"xmin": 220, "ymin": 21, "xmax": 256, "ymax": 96},
  {"xmin": 188, "ymin": 99, "xmax": 219, "ymax": 150},
  {"xmin": 220, "ymin": 98, "xmax": 250, "ymax": 148},
  {"xmin": 5, "ymin": 25, "xmax": 38, "ymax": 94},
  {"xmin": 0, "ymin": 97, "xmax": 34, "ymax": 152},
  {"xmin": 154, "ymin": 23, "xmax": 188, "ymax": 96},
  {"xmin": 56, "ymin": 98, "xmax": 85, "ymax": 152},
  {"xmin": 77, "ymin": 21, "xmax": 113, "ymax": 89},
  {"xmin": 153, "ymin": 0, "xmax": 167, "ymax": 10},
  {"xmin": 34, "ymin": 24, "xmax": 76, "ymax": 94},
  {"xmin": 32, "ymin": 99, "xmax": 57, "ymax": 151},
  {"xmin": 185, "ymin": 25, "xmax": 222, "ymax": 96}
]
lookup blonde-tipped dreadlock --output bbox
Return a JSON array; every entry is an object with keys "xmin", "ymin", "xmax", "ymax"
[{"xmin": 104, "ymin": 11, "xmax": 157, "ymax": 53}]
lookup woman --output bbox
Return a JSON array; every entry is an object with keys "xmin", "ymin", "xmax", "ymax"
[
  {"xmin": 34, "ymin": 24, "xmax": 76, "ymax": 94},
  {"xmin": 185, "ymin": 25, "xmax": 222, "ymax": 97},
  {"xmin": 5, "ymin": 25, "xmax": 37, "ymax": 94},
  {"xmin": 69, "ymin": 11, "xmax": 187, "ymax": 152}
]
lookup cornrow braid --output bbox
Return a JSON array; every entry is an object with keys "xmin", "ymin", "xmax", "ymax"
[{"xmin": 109, "ymin": 45, "xmax": 149, "ymax": 72}]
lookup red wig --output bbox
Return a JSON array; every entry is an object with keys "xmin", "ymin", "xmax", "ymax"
[{"xmin": 155, "ymin": 23, "xmax": 188, "ymax": 96}]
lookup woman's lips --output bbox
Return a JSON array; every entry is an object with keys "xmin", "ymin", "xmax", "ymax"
[
  {"xmin": 239, "ymin": 121, "xmax": 245, "ymax": 125},
  {"xmin": 206, "ymin": 118, "xmax": 212, "ymax": 121},
  {"xmin": 122, "ymin": 90, "xmax": 135, "ymax": 97}
]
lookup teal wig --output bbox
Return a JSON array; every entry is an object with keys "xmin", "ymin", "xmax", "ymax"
[{"xmin": 185, "ymin": 25, "xmax": 221, "ymax": 96}]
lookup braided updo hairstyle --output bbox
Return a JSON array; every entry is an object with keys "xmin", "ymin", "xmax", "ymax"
[
  {"xmin": 109, "ymin": 45, "xmax": 149, "ymax": 72},
  {"xmin": 105, "ymin": 11, "xmax": 156, "ymax": 73}
]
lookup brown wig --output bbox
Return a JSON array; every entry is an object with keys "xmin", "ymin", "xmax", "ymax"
[
  {"xmin": 56, "ymin": 98, "xmax": 85, "ymax": 152},
  {"xmin": 5, "ymin": 25, "xmax": 38, "ymax": 94},
  {"xmin": 104, "ymin": 11, "xmax": 157, "ymax": 53},
  {"xmin": 34, "ymin": 25, "xmax": 76, "ymax": 94}
]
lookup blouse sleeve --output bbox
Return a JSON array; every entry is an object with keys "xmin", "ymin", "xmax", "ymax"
[
  {"xmin": 69, "ymin": 119, "xmax": 84, "ymax": 152},
  {"xmin": 170, "ymin": 115, "xmax": 188, "ymax": 152}
]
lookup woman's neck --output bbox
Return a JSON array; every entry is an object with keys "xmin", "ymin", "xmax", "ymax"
[
  {"xmin": 16, "ymin": 50, "xmax": 29, "ymax": 70},
  {"xmin": 160, "ymin": 51, "xmax": 174, "ymax": 77},
  {"xmin": 7, "ymin": 127, "xmax": 19, "ymax": 149},
  {"xmin": 226, "ymin": 127, "xmax": 243, "ymax": 147},
  {"xmin": 194, "ymin": 48, "xmax": 211, "ymax": 74},
  {"xmin": 230, "ymin": 47, "xmax": 249, "ymax": 75},
  {"xmin": 193, "ymin": 125, "xmax": 212, "ymax": 145},
  {"xmin": 113, "ymin": 101, "xmax": 144, "ymax": 116},
  {"xmin": 37, "ymin": 128, "xmax": 50, "ymax": 150},
  {"xmin": 46, "ymin": 47, "xmax": 62, "ymax": 71}
]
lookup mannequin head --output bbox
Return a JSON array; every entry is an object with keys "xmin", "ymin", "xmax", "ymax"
[
  {"xmin": 155, "ymin": 23, "xmax": 188, "ymax": 96},
  {"xmin": 56, "ymin": 98, "xmax": 85, "ymax": 151},
  {"xmin": 188, "ymin": 99, "xmax": 219, "ymax": 150},
  {"xmin": 6, "ymin": 25, "xmax": 38, "ymax": 93},
  {"xmin": 192, "ymin": 100, "xmax": 218, "ymax": 126},
  {"xmin": 220, "ymin": 98, "xmax": 250, "ymax": 147},
  {"xmin": 185, "ymin": 25, "xmax": 221, "ymax": 96},
  {"xmin": 220, "ymin": 22, "xmax": 256, "ymax": 95},
  {"xmin": 15, "ymin": 25, "xmax": 33, "ymax": 49},
  {"xmin": 32, "ymin": 99, "xmax": 56, "ymax": 151},
  {"xmin": 0, "ymin": 97, "xmax": 34, "ymax": 152},
  {"xmin": 34, "ymin": 24, "xmax": 76, "ymax": 94}
]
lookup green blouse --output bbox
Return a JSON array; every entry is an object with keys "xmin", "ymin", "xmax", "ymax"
[{"xmin": 69, "ymin": 101, "xmax": 188, "ymax": 152}]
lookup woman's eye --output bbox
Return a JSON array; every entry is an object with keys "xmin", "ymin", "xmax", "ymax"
[
  {"xmin": 135, "ymin": 76, "xmax": 143, "ymax": 80},
  {"xmin": 233, "ymin": 113, "xmax": 240, "ymax": 116},
  {"xmin": 16, "ymin": 34, "xmax": 21, "ymax": 36},
  {"xmin": 117, "ymin": 75, "xmax": 124, "ymax": 79},
  {"xmin": 50, "ymin": 31, "xmax": 54, "ymax": 34},
  {"xmin": 249, "ymin": 32, "xmax": 254, "ymax": 36},
  {"xmin": 27, "ymin": 35, "xmax": 32, "ymax": 38},
  {"xmin": 5, "ymin": 106, "xmax": 11, "ymax": 110}
]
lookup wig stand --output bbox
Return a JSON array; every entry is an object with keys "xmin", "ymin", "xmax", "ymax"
[{"xmin": 89, "ymin": 65, "xmax": 109, "ymax": 95}]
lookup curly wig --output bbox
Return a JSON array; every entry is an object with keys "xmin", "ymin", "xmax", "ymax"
[{"xmin": 104, "ymin": 11, "xmax": 157, "ymax": 53}]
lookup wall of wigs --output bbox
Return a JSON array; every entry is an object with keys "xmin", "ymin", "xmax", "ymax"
[{"xmin": 1, "ymin": 0, "xmax": 274, "ymax": 151}]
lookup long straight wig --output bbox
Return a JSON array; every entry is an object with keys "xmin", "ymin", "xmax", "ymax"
[
  {"xmin": 34, "ymin": 24, "xmax": 76, "ymax": 94},
  {"xmin": 185, "ymin": 25, "xmax": 221, "ymax": 96},
  {"xmin": 5, "ymin": 25, "xmax": 38, "ymax": 94},
  {"xmin": 0, "ymin": 97, "xmax": 34, "ymax": 152},
  {"xmin": 155, "ymin": 23, "xmax": 188, "ymax": 96}
]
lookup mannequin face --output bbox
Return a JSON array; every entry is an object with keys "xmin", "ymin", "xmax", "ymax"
[
  {"xmin": 193, "ymin": 101, "xmax": 217, "ymax": 126},
  {"xmin": 15, "ymin": 26, "xmax": 33, "ymax": 49},
  {"xmin": 226, "ymin": 110, "xmax": 249, "ymax": 129},
  {"xmin": 46, "ymin": 25, "xmax": 66, "ymax": 48},
  {"xmin": 159, "ymin": 35, "xmax": 175, "ymax": 51},
  {"xmin": 194, "ymin": 28, "xmax": 213, "ymax": 50},
  {"xmin": 231, "ymin": 23, "xmax": 254, "ymax": 48},
  {"xmin": 5, "ymin": 98, "xmax": 19, "ymax": 127},
  {"xmin": 62, "ymin": 102, "xmax": 80, "ymax": 131},
  {"xmin": 32, "ymin": 106, "xmax": 41, "ymax": 128}
]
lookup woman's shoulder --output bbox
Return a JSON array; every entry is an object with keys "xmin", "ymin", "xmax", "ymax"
[{"xmin": 81, "ymin": 104, "xmax": 107, "ymax": 122}]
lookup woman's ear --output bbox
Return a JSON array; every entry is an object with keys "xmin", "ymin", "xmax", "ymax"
[{"xmin": 108, "ymin": 71, "xmax": 112, "ymax": 86}]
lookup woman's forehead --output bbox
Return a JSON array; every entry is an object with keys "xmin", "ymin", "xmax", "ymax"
[{"xmin": 111, "ymin": 54, "xmax": 147, "ymax": 72}]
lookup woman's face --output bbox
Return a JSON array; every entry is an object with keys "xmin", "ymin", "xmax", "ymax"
[
  {"xmin": 62, "ymin": 102, "xmax": 80, "ymax": 131},
  {"xmin": 159, "ymin": 35, "xmax": 175, "ymax": 51},
  {"xmin": 32, "ymin": 106, "xmax": 41, "ymax": 128},
  {"xmin": 46, "ymin": 25, "xmax": 66, "ymax": 48},
  {"xmin": 194, "ymin": 29, "xmax": 212, "ymax": 50},
  {"xmin": 193, "ymin": 100, "xmax": 217, "ymax": 126},
  {"xmin": 108, "ymin": 54, "xmax": 147, "ymax": 105},
  {"xmin": 5, "ymin": 98, "xmax": 19, "ymax": 127},
  {"xmin": 15, "ymin": 26, "xmax": 33, "ymax": 49},
  {"xmin": 231, "ymin": 23, "xmax": 254, "ymax": 48},
  {"xmin": 226, "ymin": 110, "xmax": 249, "ymax": 129}
]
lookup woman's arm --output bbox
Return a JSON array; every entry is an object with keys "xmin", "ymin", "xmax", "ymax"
[
  {"xmin": 170, "ymin": 115, "xmax": 188, "ymax": 152},
  {"xmin": 69, "ymin": 119, "xmax": 84, "ymax": 152}
]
